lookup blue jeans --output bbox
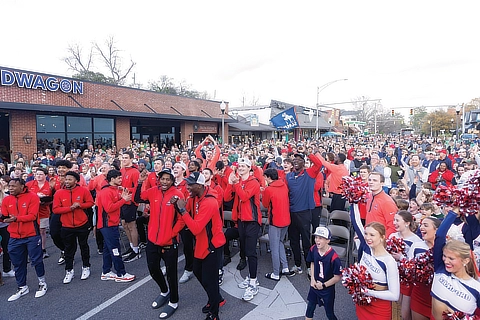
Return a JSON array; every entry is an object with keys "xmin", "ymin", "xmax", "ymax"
[
  {"xmin": 8, "ymin": 236, "xmax": 45, "ymax": 287},
  {"xmin": 100, "ymin": 226, "xmax": 126, "ymax": 276}
]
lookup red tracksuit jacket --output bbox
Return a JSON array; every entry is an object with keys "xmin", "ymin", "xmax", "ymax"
[
  {"xmin": 224, "ymin": 175, "xmax": 261, "ymax": 225},
  {"xmin": 139, "ymin": 185, "xmax": 185, "ymax": 247},
  {"xmin": 261, "ymin": 179, "xmax": 291, "ymax": 228},
  {"xmin": 182, "ymin": 189, "xmax": 226, "ymax": 259},
  {"xmin": 52, "ymin": 185, "xmax": 94, "ymax": 228},
  {"xmin": 1, "ymin": 191, "xmax": 40, "ymax": 239},
  {"xmin": 96, "ymin": 185, "xmax": 126, "ymax": 229}
]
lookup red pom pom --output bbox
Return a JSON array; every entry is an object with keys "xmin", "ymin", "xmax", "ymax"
[
  {"xmin": 386, "ymin": 237, "xmax": 407, "ymax": 256},
  {"xmin": 341, "ymin": 176, "xmax": 369, "ymax": 204},
  {"xmin": 413, "ymin": 249, "xmax": 434, "ymax": 285},
  {"xmin": 342, "ymin": 263, "xmax": 375, "ymax": 305},
  {"xmin": 442, "ymin": 310, "xmax": 480, "ymax": 319},
  {"xmin": 398, "ymin": 258, "xmax": 416, "ymax": 287}
]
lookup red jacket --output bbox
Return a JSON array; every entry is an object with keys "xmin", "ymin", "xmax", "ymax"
[
  {"xmin": 224, "ymin": 175, "xmax": 261, "ymax": 224},
  {"xmin": 428, "ymin": 169, "xmax": 454, "ymax": 189},
  {"xmin": 52, "ymin": 185, "xmax": 94, "ymax": 228},
  {"xmin": 175, "ymin": 179, "xmax": 190, "ymax": 199},
  {"xmin": 261, "ymin": 180, "xmax": 290, "ymax": 228},
  {"xmin": 139, "ymin": 185, "xmax": 185, "ymax": 246},
  {"xmin": 26, "ymin": 180, "xmax": 52, "ymax": 219},
  {"xmin": 313, "ymin": 171, "xmax": 324, "ymax": 208},
  {"xmin": 365, "ymin": 190, "xmax": 398, "ymax": 237},
  {"xmin": 121, "ymin": 166, "xmax": 140, "ymax": 205},
  {"xmin": 181, "ymin": 188, "xmax": 226, "ymax": 259},
  {"xmin": 1, "ymin": 191, "xmax": 40, "ymax": 239},
  {"xmin": 213, "ymin": 166, "xmax": 232, "ymax": 191},
  {"xmin": 96, "ymin": 185, "xmax": 127, "ymax": 229},
  {"xmin": 142, "ymin": 171, "xmax": 159, "ymax": 191}
]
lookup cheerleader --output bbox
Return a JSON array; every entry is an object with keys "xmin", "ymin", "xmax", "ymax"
[
  {"xmin": 389, "ymin": 210, "xmax": 422, "ymax": 320},
  {"xmin": 350, "ymin": 204, "xmax": 400, "ymax": 320},
  {"xmin": 409, "ymin": 216, "xmax": 441, "ymax": 320},
  {"xmin": 431, "ymin": 209, "xmax": 480, "ymax": 319}
]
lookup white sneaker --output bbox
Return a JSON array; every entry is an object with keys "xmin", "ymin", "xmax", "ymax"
[
  {"xmin": 161, "ymin": 266, "xmax": 166, "ymax": 276},
  {"xmin": 63, "ymin": 270, "xmax": 74, "ymax": 284},
  {"xmin": 81, "ymin": 267, "xmax": 90, "ymax": 280},
  {"xmin": 115, "ymin": 272, "xmax": 135, "ymax": 283},
  {"xmin": 8, "ymin": 286, "xmax": 29, "ymax": 301},
  {"xmin": 179, "ymin": 270, "xmax": 193, "ymax": 284},
  {"xmin": 58, "ymin": 251, "xmax": 65, "ymax": 265},
  {"xmin": 242, "ymin": 285, "xmax": 259, "ymax": 301},
  {"xmin": 238, "ymin": 276, "xmax": 259, "ymax": 289},
  {"xmin": 2, "ymin": 270, "xmax": 15, "ymax": 277},
  {"xmin": 101, "ymin": 271, "xmax": 117, "ymax": 281},
  {"xmin": 35, "ymin": 283, "xmax": 47, "ymax": 298}
]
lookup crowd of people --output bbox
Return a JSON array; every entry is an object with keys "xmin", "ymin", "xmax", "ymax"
[{"xmin": 1, "ymin": 132, "xmax": 480, "ymax": 319}]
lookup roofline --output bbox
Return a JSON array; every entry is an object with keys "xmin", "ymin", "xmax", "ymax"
[{"xmin": 0, "ymin": 101, "xmax": 235, "ymax": 123}]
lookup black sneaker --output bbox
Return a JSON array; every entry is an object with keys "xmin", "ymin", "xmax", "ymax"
[
  {"xmin": 281, "ymin": 270, "xmax": 295, "ymax": 277},
  {"xmin": 123, "ymin": 252, "xmax": 140, "ymax": 263},
  {"xmin": 236, "ymin": 259, "xmax": 247, "ymax": 271},
  {"xmin": 122, "ymin": 248, "xmax": 134, "ymax": 258},
  {"xmin": 202, "ymin": 298, "xmax": 226, "ymax": 313}
]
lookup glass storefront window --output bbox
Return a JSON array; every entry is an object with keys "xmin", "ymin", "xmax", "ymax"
[
  {"xmin": 67, "ymin": 134, "xmax": 92, "ymax": 151},
  {"xmin": 67, "ymin": 117, "xmax": 92, "ymax": 132},
  {"xmin": 94, "ymin": 133, "xmax": 114, "ymax": 149},
  {"xmin": 94, "ymin": 118, "xmax": 114, "ymax": 132},
  {"xmin": 37, "ymin": 133, "xmax": 65, "ymax": 153},
  {"xmin": 36, "ymin": 115, "xmax": 65, "ymax": 133}
]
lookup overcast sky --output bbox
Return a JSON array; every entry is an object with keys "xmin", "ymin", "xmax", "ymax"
[{"xmin": 2, "ymin": 0, "xmax": 480, "ymax": 115}]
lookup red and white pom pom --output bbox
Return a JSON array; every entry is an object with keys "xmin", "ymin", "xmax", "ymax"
[
  {"xmin": 398, "ymin": 258, "xmax": 416, "ymax": 287},
  {"xmin": 341, "ymin": 176, "xmax": 369, "ymax": 204},
  {"xmin": 414, "ymin": 249, "xmax": 434, "ymax": 285},
  {"xmin": 442, "ymin": 311, "xmax": 480, "ymax": 320},
  {"xmin": 342, "ymin": 263, "xmax": 375, "ymax": 305},
  {"xmin": 433, "ymin": 185, "xmax": 454, "ymax": 207},
  {"xmin": 386, "ymin": 237, "xmax": 407, "ymax": 256}
]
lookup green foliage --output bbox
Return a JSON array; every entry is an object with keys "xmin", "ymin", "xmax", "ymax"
[{"xmin": 72, "ymin": 70, "xmax": 115, "ymax": 83}]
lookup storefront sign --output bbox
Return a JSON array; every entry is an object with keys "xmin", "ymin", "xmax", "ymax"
[
  {"xmin": 0, "ymin": 69, "xmax": 83, "ymax": 94},
  {"xmin": 193, "ymin": 122, "xmax": 217, "ymax": 133}
]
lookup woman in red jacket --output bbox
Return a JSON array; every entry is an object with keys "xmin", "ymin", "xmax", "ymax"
[
  {"xmin": 428, "ymin": 162, "xmax": 454, "ymax": 189},
  {"xmin": 262, "ymin": 168, "xmax": 293, "ymax": 281}
]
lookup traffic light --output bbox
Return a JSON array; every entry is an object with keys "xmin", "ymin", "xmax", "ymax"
[
  {"xmin": 410, "ymin": 108, "xmax": 414, "ymax": 116},
  {"xmin": 391, "ymin": 109, "xmax": 395, "ymax": 116}
]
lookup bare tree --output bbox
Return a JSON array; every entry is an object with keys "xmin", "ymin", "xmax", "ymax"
[
  {"xmin": 94, "ymin": 36, "xmax": 135, "ymax": 85},
  {"xmin": 64, "ymin": 44, "xmax": 94, "ymax": 74}
]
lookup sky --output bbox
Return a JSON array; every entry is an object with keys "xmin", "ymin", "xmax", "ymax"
[{"xmin": 2, "ymin": 0, "xmax": 480, "ymax": 116}]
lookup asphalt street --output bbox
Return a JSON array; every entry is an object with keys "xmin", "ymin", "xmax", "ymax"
[{"xmin": 0, "ymin": 233, "xmax": 358, "ymax": 320}]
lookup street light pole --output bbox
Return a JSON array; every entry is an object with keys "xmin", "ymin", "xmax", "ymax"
[
  {"xmin": 220, "ymin": 101, "xmax": 226, "ymax": 146},
  {"xmin": 316, "ymin": 78, "xmax": 348, "ymax": 139},
  {"xmin": 456, "ymin": 104, "xmax": 461, "ymax": 140}
]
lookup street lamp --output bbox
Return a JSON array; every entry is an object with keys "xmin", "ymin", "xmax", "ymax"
[
  {"xmin": 456, "ymin": 104, "xmax": 461, "ymax": 140},
  {"xmin": 316, "ymin": 79, "xmax": 348, "ymax": 138},
  {"xmin": 220, "ymin": 101, "xmax": 226, "ymax": 145}
]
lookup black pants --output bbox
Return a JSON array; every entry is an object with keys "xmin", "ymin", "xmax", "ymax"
[
  {"xmin": 146, "ymin": 241, "xmax": 179, "ymax": 304},
  {"xmin": 223, "ymin": 227, "xmax": 245, "ymax": 260},
  {"xmin": 0, "ymin": 226, "xmax": 12, "ymax": 272},
  {"xmin": 288, "ymin": 210, "xmax": 311, "ymax": 268},
  {"xmin": 136, "ymin": 215, "xmax": 149, "ymax": 244},
  {"xmin": 238, "ymin": 221, "xmax": 260, "ymax": 279},
  {"xmin": 50, "ymin": 213, "xmax": 65, "ymax": 251},
  {"xmin": 61, "ymin": 224, "xmax": 91, "ymax": 270},
  {"xmin": 330, "ymin": 193, "xmax": 346, "ymax": 212},
  {"xmin": 180, "ymin": 228, "xmax": 194, "ymax": 272},
  {"xmin": 193, "ymin": 249, "xmax": 221, "ymax": 317}
]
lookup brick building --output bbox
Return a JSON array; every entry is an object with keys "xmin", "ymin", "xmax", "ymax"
[{"xmin": 0, "ymin": 67, "xmax": 229, "ymax": 163}]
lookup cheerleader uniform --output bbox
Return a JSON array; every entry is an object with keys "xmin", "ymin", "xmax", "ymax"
[
  {"xmin": 389, "ymin": 232, "xmax": 422, "ymax": 296},
  {"xmin": 431, "ymin": 212, "xmax": 480, "ymax": 316},
  {"xmin": 351, "ymin": 204, "xmax": 400, "ymax": 320},
  {"xmin": 408, "ymin": 241, "xmax": 433, "ymax": 318}
]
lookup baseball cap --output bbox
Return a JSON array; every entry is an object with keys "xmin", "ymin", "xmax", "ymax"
[
  {"xmin": 293, "ymin": 153, "xmax": 305, "ymax": 160},
  {"xmin": 238, "ymin": 158, "xmax": 252, "ymax": 167},
  {"xmin": 185, "ymin": 172, "xmax": 206, "ymax": 185},
  {"xmin": 175, "ymin": 162, "xmax": 187, "ymax": 171},
  {"xmin": 356, "ymin": 151, "xmax": 363, "ymax": 156},
  {"xmin": 157, "ymin": 168, "xmax": 174, "ymax": 180},
  {"xmin": 313, "ymin": 226, "xmax": 331, "ymax": 239}
]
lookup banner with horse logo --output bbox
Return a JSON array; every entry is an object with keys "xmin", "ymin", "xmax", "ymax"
[{"xmin": 270, "ymin": 107, "xmax": 299, "ymax": 130}]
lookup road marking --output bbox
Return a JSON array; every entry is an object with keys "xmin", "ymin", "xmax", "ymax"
[{"xmin": 76, "ymin": 255, "xmax": 185, "ymax": 320}]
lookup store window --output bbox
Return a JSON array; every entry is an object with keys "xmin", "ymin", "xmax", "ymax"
[{"xmin": 36, "ymin": 115, "xmax": 115, "ymax": 154}]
